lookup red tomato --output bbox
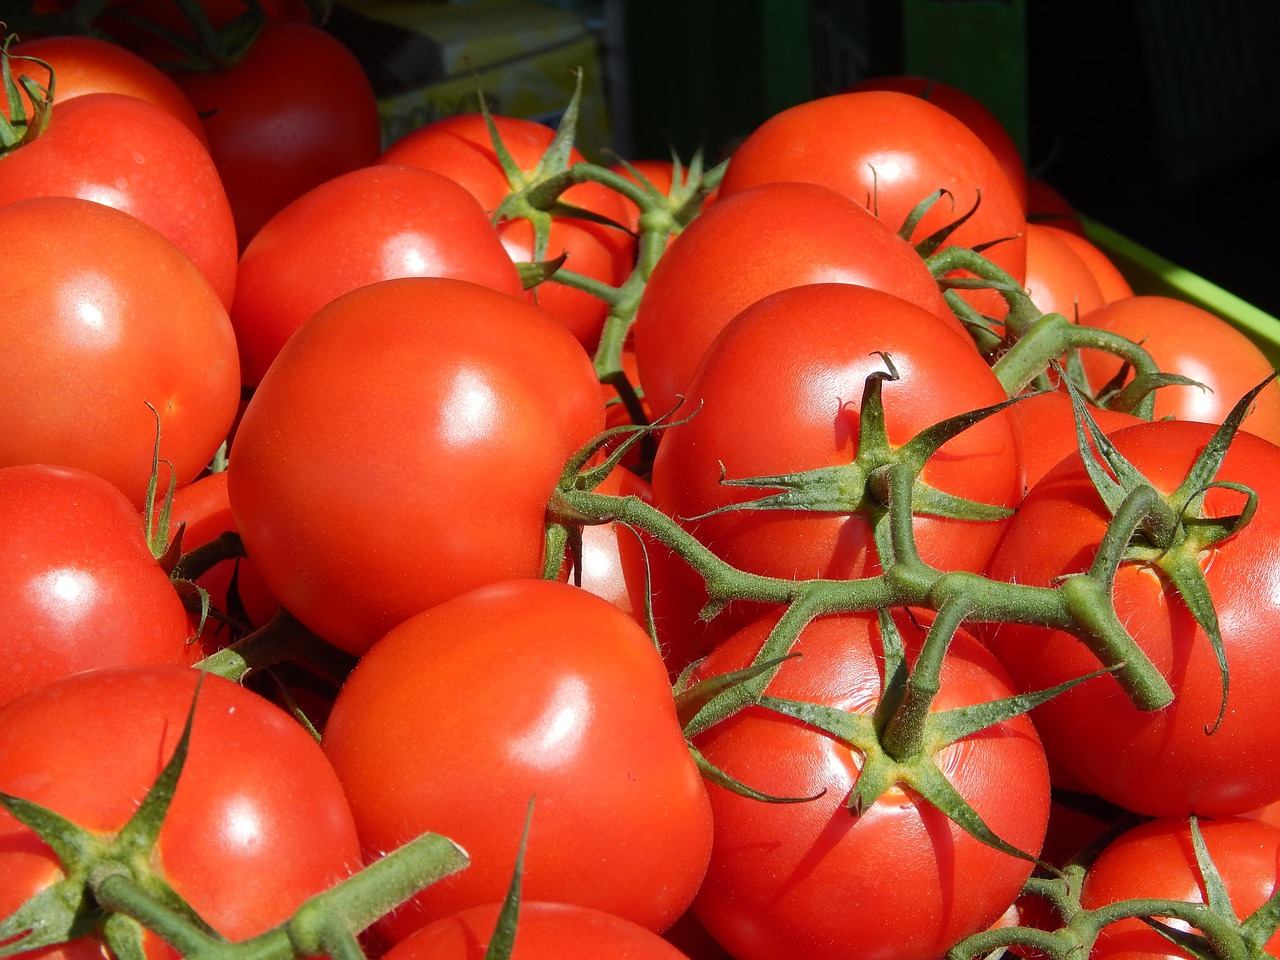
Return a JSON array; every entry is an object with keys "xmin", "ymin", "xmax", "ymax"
[
  {"xmin": 1021, "ymin": 221, "xmax": 1105, "ymax": 322},
  {"xmin": 632, "ymin": 180, "xmax": 964, "ymax": 419},
  {"xmin": 1081, "ymin": 817, "xmax": 1280, "ymax": 960},
  {"xmin": 381, "ymin": 901, "xmax": 698, "ymax": 960},
  {"xmin": 227, "ymin": 277, "xmax": 604, "ymax": 655},
  {"xmin": 718, "ymin": 90, "xmax": 1028, "ymax": 319},
  {"xmin": 5, "ymin": 34, "xmax": 206, "ymax": 143},
  {"xmin": 173, "ymin": 21, "xmax": 381, "ymax": 246},
  {"xmin": 1025, "ymin": 177, "xmax": 1085, "ymax": 236},
  {"xmin": 649, "ymin": 283, "xmax": 1023, "ymax": 608},
  {"xmin": 1050, "ymin": 227, "xmax": 1134, "ymax": 303},
  {"xmin": 0, "ymin": 196, "xmax": 241, "ymax": 508},
  {"xmin": 985, "ymin": 420, "xmax": 1280, "ymax": 816},
  {"xmin": 379, "ymin": 112, "xmax": 636, "ymax": 351},
  {"xmin": 0, "ymin": 90, "xmax": 238, "ymax": 308},
  {"xmin": 0, "ymin": 665, "xmax": 363, "ymax": 960},
  {"xmin": 1009, "ymin": 389, "xmax": 1142, "ymax": 493},
  {"xmin": 848, "ymin": 74, "xmax": 1028, "ymax": 211},
  {"xmin": 0, "ymin": 464, "xmax": 197, "ymax": 709},
  {"xmin": 1077, "ymin": 296, "xmax": 1280, "ymax": 444},
  {"xmin": 230, "ymin": 163, "xmax": 523, "ymax": 387},
  {"xmin": 321, "ymin": 579, "xmax": 714, "ymax": 941},
  {"xmin": 690, "ymin": 608, "xmax": 1050, "ymax": 960}
]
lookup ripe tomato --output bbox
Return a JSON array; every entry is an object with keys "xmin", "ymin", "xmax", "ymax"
[
  {"xmin": 379, "ymin": 112, "xmax": 636, "ymax": 351},
  {"xmin": 0, "ymin": 665, "xmax": 363, "ymax": 960},
  {"xmin": 690, "ymin": 608, "xmax": 1050, "ymax": 960},
  {"xmin": 717, "ymin": 89, "xmax": 1027, "ymax": 319},
  {"xmin": 230, "ymin": 163, "xmax": 523, "ymax": 387},
  {"xmin": 649, "ymin": 283, "xmax": 1022, "ymax": 604},
  {"xmin": 4, "ymin": 34, "xmax": 206, "ymax": 143},
  {"xmin": 0, "ymin": 196, "xmax": 240, "ymax": 508},
  {"xmin": 631, "ymin": 180, "xmax": 963, "ymax": 419},
  {"xmin": 1081, "ymin": 817, "xmax": 1280, "ymax": 960},
  {"xmin": 321, "ymin": 579, "xmax": 714, "ymax": 941},
  {"xmin": 0, "ymin": 464, "xmax": 198, "ymax": 709},
  {"xmin": 1077, "ymin": 295, "xmax": 1280, "ymax": 443},
  {"xmin": 227, "ymin": 277, "xmax": 604, "ymax": 655},
  {"xmin": 848, "ymin": 74, "xmax": 1028, "ymax": 211},
  {"xmin": 1021, "ymin": 221, "xmax": 1105, "ymax": 321},
  {"xmin": 1008, "ymin": 389, "xmax": 1142, "ymax": 492},
  {"xmin": 381, "ymin": 901, "xmax": 698, "ymax": 960},
  {"xmin": 173, "ymin": 21, "xmax": 381, "ymax": 246},
  {"xmin": 985, "ymin": 419, "xmax": 1280, "ymax": 816},
  {"xmin": 1025, "ymin": 177, "xmax": 1085, "ymax": 236},
  {"xmin": 1050, "ymin": 227, "xmax": 1133, "ymax": 304},
  {"xmin": 0, "ymin": 90, "xmax": 238, "ymax": 308}
]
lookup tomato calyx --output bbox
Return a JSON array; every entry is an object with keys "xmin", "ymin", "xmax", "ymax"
[{"xmin": 0, "ymin": 36, "xmax": 53, "ymax": 152}]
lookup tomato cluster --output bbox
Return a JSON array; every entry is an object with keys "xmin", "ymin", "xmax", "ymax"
[{"xmin": 3, "ymin": 9, "xmax": 1280, "ymax": 960}]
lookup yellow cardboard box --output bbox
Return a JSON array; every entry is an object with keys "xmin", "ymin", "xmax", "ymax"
[{"xmin": 329, "ymin": 0, "xmax": 613, "ymax": 161}]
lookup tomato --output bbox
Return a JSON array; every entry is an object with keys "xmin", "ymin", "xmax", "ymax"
[
  {"xmin": 0, "ymin": 464, "xmax": 197, "ymax": 709},
  {"xmin": 848, "ymin": 74, "xmax": 1028, "ymax": 211},
  {"xmin": 1050, "ymin": 227, "xmax": 1134, "ymax": 303},
  {"xmin": 985, "ymin": 419, "xmax": 1280, "ymax": 816},
  {"xmin": 649, "ymin": 283, "xmax": 1023, "ymax": 612},
  {"xmin": 173, "ymin": 21, "xmax": 381, "ymax": 246},
  {"xmin": 5, "ymin": 34, "xmax": 206, "ymax": 143},
  {"xmin": 381, "ymin": 901, "xmax": 698, "ymax": 960},
  {"xmin": 1077, "ymin": 296, "xmax": 1280, "ymax": 443},
  {"xmin": 1021, "ymin": 221, "xmax": 1105, "ymax": 322},
  {"xmin": 0, "ymin": 665, "xmax": 363, "ymax": 960},
  {"xmin": 320, "ymin": 579, "xmax": 714, "ymax": 941},
  {"xmin": 1025, "ymin": 177, "xmax": 1085, "ymax": 236},
  {"xmin": 689, "ymin": 607, "xmax": 1050, "ymax": 960},
  {"xmin": 0, "ymin": 196, "xmax": 241, "ymax": 508},
  {"xmin": 230, "ymin": 163, "xmax": 523, "ymax": 387},
  {"xmin": 717, "ymin": 89, "xmax": 1028, "ymax": 319},
  {"xmin": 0, "ymin": 90, "xmax": 238, "ymax": 308},
  {"xmin": 1009, "ymin": 389, "xmax": 1142, "ymax": 493},
  {"xmin": 227, "ymin": 276, "xmax": 604, "ymax": 655},
  {"xmin": 378, "ymin": 112, "xmax": 636, "ymax": 351},
  {"xmin": 631, "ymin": 180, "xmax": 964, "ymax": 419},
  {"xmin": 1081, "ymin": 817, "xmax": 1280, "ymax": 960}
]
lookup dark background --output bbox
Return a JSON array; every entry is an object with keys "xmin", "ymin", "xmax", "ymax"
[{"xmin": 618, "ymin": 0, "xmax": 1280, "ymax": 319}]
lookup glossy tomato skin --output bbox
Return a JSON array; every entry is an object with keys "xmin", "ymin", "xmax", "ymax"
[
  {"xmin": 174, "ymin": 21, "xmax": 381, "ymax": 246},
  {"xmin": 381, "ymin": 901, "xmax": 697, "ymax": 960},
  {"xmin": 1050, "ymin": 227, "xmax": 1133, "ymax": 304},
  {"xmin": 632, "ymin": 180, "xmax": 963, "ymax": 419},
  {"xmin": 0, "ymin": 665, "xmax": 363, "ymax": 960},
  {"xmin": 0, "ymin": 465, "xmax": 198, "ymax": 710},
  {"xmin": 230, "ymin": 163, "xmax": 523, "ymax": 387},
  {"xmin": 321, "ymin": 579, "xmax": 714, "ymax": 942},
  {"xmin": 690, "ymin": 609, "xmax": 1050, "ymax": 960},
  {"xmin": 1077, "ymin": 296, "xmax": 1280, "ymax": 444},
  {"xmin": 985, "ymin": 420, "xmax": 1280, "ymax": 817},
  {"xmin": 650, "ymin": 283, "xmax": 1023, "ymax": 599},
  {"xmin": 1021, "ymin": 221, "xmax": 1105, "ymax": 322},
  {"xmin": 379, "ymin": 112, "xmax": 635, "ymax": 351},
  {"xmin": 718, "ymin": 89, "xmax": 1027, "ymax": 319},
  {"xmin": 1010, "ymin": 389, "xmax": 1143, "ymax": 492},
  {"xmin": 227, "ymin": 277, "xmax": 604, "ymax": 655},
  {"xmin": 0, "ymin": 196, "xmax": 241, "ymax": 508},
  {"xmin": 1081, "ymin": 817, "xmax": 1280, "ymax": 960},
  {"xmin": 5, "ymin": 34, "xmax": 207, "ymax": 143},
  {"xmin": 0, "ymin": 91, "xmax": 238, "ymax": 308}
]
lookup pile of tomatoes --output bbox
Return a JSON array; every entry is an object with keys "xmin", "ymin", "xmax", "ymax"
[{"xmin": 3, "ymin": 4, "xmax": 1280, "ymax": 960}]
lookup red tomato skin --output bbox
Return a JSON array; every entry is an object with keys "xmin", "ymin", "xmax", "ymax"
[
  {"xmin": 381, "ymin": 901, "xmax": 697, "ymax": 960},
  {"xmin": 174, "ymin": 21, "xmax": 381, "ymax": 246},
  {"xmin": 379, "ymin": 112, "xmax": 635, "ymax": 351},
  {"xmin": 0, "ymin": 465, "xmax": 197, "ymax": 710},
  {"xmin": 230, "ymin": 163, "xmax": 523, "ymax": 387},
  {"xmin": 1081, "ymin": 817, "xmax": 1280, "ymax": 960},
  {"xmin": 0, "ymin": 666, "xmax": 363, "ymax": 960},
  {"xmin": 985, "ymin": 420, "xmax": 1280, "ymax": 817},
  {"xmin": 227, "ymin": 277, "xmax": 604, "ymax": 655},
  {"xmin": 0, "ymin": 196, "xmax": 241, "ymax": 508},
  {"xmin": 1021, "ymin": 221, "xmax": 1105, "ymax": 322},
  {"xmin": 632, "ymin": 180, "xmax": 964, "ymax": 419},
  {"xmin": 718, "ymin": 90, "xmax": 1027, "ymax": 319},
  {"xmin": 1049, "ymin": 227, "xmax": 1134, "ymax": 303},
  {"xmin": 690, "ymin": 609, "xmax": 1050, "ymax": 960},
  {"xmin": 1009, "ymin": 389, "xmax": 1143, "ymax": 493},
  {"xmin": 0, "ymin": 91, "xmax": 238, "ymax": 308},
  {"xmin": 650, "ymin": 283, "xmax": 1023, "ymax": 596},
  {"xmin": 5, "ymin": 35, "xmax": 207, "ymax": 144},
  {"xmin": 321, "ymin": 579, "xmax": 714, "ymax": 942},
  {"xmin": 1077, "ymin": 296, "xmax": 1280, "ymax": 444}
]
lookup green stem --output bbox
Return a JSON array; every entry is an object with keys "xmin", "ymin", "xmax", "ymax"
[{"xmin": 194, "ymin": 608, "xmax": 357, "ymax": 687}]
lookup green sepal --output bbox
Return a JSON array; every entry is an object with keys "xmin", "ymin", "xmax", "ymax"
[
  {"xmin": 481, "ymin": 800, "xmax": 533, "ymax": 960},
  {"xmin": 687, "ymin": 742, "xmax": 826, "ymax": 805},
  {"xmin": 515, "ymin": 254, "xmax": 569, "ymax": 290},
  {"xmin": 1138, "ymin": 918, "xmax": 1220, "ymax": 960}
]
